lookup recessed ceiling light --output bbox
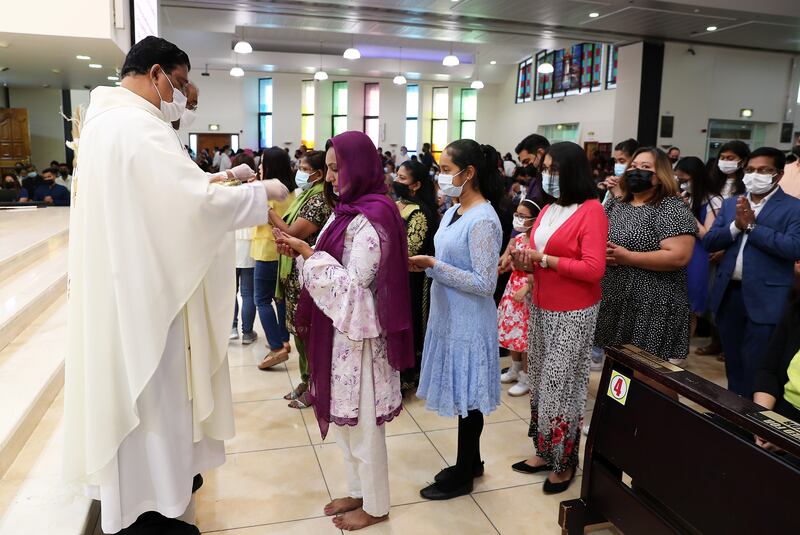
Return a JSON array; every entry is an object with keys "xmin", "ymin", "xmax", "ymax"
[
  {"xmin": 76, "ymin": 55, "xmax": 91, "ymax": 60},
  {"xmin": 114, "ymin": 81, "xmax": 121, "ymax": 86},
  {"xmin": 589, "ymin": 12, "xmax": 600, "ymax": 18},
  {"xmin": 51, "ymin": 68, "xmax": 61, "ymax": 74},
  {"xmin": 107, "ymin": 75, "xmax": 119, "ymax": 81},
  {"xmin": 706, "ymin": 26, "xmax": 717, "ymax": 31},
  {"xmin": 89, "ymin": 63, "xmax": 102, "ymax": 69},
  {"xmin": 490, "ymin": 60, "xmax": 497, "ymax": 65}
]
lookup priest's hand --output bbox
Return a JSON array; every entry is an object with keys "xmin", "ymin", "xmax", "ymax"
[
  {"xmin": 274, "ymin": 228, "xmax": 313, "ymax": 259},
  {"xmin": 229, "ymin": 164, "xmax": 256, "ymax": 181},
  {"xmin": 409, "ymin": 255, "xmax": 435, "ymax": 272},
  {"xmin": 263, "ymin": 179, "xmax": 289, "ymax": 201}
]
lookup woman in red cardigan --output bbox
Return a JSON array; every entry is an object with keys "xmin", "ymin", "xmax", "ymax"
[{"xmin": 510, "ymin": 142, "xmax": 607, "ymax": 494}]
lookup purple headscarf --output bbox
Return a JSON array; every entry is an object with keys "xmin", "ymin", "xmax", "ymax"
[{"xmin": 296, "ymin": 131, "xmax": 414, "ymax": 439}]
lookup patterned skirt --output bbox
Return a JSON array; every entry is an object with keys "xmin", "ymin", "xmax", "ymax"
[{"xmin": 527, "ymin": 303, "xmax": 600, "ymax": 473}]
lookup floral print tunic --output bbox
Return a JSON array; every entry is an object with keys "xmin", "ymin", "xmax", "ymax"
[
  {"xmin": 300, "ymin": 214, "xmax": 402, "ymax": 424},
  {"xmin": 497, "ymin": 233, "xmax": 532, "ymax": 352}
]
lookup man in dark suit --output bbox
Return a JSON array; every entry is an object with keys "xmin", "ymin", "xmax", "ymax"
[{"xmin": 704, "ymin": 147, "xmax": 800, "ymax": 398}]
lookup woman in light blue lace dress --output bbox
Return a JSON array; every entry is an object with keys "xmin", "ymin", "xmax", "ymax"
[{"xmin": 409, "ymin": 140, "xmax": 504, "ymax": 501}]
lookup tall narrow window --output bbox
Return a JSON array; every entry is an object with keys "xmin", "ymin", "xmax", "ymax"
[
  {"xmin": 332, "ymin": 81, "xmax": 348, "ymax": 137},
  {"xmin": 606, "ymin": 45, "xmax": 619, "ymax": 89},
  {"xmin": 363, "ymin": 83, "xmax": 380, "ymax": 147},
  {"xmin": 515, "ymin": 57, "xmax": 533, "ymax": 103},
  {"xmin": 431, "ymin": 87, "xmax": 449, "ymax": 162},
  {"xmin": 460, "ymin": 88, "xmax": 477, "ymax": 140},
  {"xmin": 301, "ymin": 80, "xmax": 315, "ymax": 149},
  {"xmin": 405, "ymin": 84, "xmax": 419, "ymax": 154},
  {"xmin": 258, "ymin": 78, "xmax": 273, "ymax": 149}
]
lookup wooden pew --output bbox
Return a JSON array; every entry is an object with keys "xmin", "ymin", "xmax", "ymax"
[{"xmin": 559, "ymin": 344, "xmax": 800, "ymax": 535}]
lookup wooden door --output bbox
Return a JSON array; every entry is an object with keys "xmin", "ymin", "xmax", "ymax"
[
  {"xmin": 0, "ymin": 109, "xmax": 30, "ymax": 171},
  {"xmin": 197, "ymin": 133, "xmax": 236, "ymax": 159}
]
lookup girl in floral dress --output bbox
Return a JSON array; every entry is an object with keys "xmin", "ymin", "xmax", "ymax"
[{"xmin": 497, "ymin": 199, "xmax": 539, "ymax": 396}]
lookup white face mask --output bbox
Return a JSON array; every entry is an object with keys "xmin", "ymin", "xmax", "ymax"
[
  {"xmin": 152, "ymin": 67, "xmax": 187, "ymax": 122},
  {"xmin": 437, "ymin": 169, "xmax": 467, "ymax": 197},
  {"xmin": 717, "ymin": 159, "xmax": 740, "ymax": 175},
  {"xmin": 742, "ymin": 172, "xmax": 776, "ymax": 195},
  {"xmin": 614, "ymin": 162, "xmax": 627, "ymax": 177},
  {"xmin": 541, "ymin": 171, "xmax": 560, "ymax": 198},
  {"xmin": 679, "ymin": 181, "xmax": 691, "ymax": 193},
  {"xmin": 295, "ymin": 170, "xmax": 314, "ymax": 190},
  {"xmin": 179, "ymin": 108, "xmax": 196, "ymax": 129},
  {"xmin": 512, "ymin": 215, "xmax": 532, "ymax": 233}
]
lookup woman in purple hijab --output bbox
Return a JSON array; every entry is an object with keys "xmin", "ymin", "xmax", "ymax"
[{"xmin": 276, "ymin": 131, "xmax": 414, "ymax": 531}]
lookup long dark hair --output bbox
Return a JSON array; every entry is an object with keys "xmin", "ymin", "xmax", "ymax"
[
  {"xmin": 675, "ymin": 156, "xmax": 719, "ymax": 220},
  {"xmin": 444, "ymin": 139, "xmax": 505, "ymax": 212},
  {"xmin": 301, "ymin": 150, "xmax": 327, "ymax": 180},
  {"xmin": 323, "ymin": 138, "xmax": 338, "ymax": 208},
  {"xmin": 399, "ymin": 160, "xmax": 440, "ymax": 256},
  {"xmin": 260, "ymin": 146, "xmax": 297, "ymax": 190},
  {"xmin": 711, "ymin": 140, "xmax": 749, "ymax": 196},
  {"xmin": 545, "ymin": 142, "xmax": 597, "ymax": 206}
]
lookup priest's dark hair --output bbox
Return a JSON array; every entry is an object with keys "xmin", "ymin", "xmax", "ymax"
[{"xmin": 121, "ymin": 36, "xmax": 191, "ymax": 78}]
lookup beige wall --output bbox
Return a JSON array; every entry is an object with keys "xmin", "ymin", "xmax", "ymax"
[{"xmin": 9, "ymin": 88, "xmax": 65, "ymax": 170}]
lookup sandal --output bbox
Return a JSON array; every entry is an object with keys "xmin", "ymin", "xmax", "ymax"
[
  {"xmin": 258, "ymin": 349, "xmax": 289, "ymax": 370},
  {"xmin": 288, "ymin": 390, "xmax": 312, "ymax": 409},
  {"xmin": 284, "ymin": 382, "xmax": 308, "ymax": 401}
]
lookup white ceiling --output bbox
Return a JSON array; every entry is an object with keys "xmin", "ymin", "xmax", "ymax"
[{"xmin": 161, "ymin": 0, "xmax": 800, "ymax": 83}]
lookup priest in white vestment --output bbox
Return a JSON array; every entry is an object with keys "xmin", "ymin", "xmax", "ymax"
[{"xmin": 63, "ymin": 36, "xmax": 288, "ymax": 534}]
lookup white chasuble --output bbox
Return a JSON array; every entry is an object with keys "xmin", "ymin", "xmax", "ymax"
[{"xmin": 64, "ymin": 86, "xmax": 268, "ymax": 532}]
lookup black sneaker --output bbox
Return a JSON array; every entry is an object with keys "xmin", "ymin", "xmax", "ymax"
[
  {"xmin": 434, "ymin": 461, "xmax": 485, "ymax": 483},
  {"xmin": 242, "ymin": 331, "xmax": 258, "ymax": 345}
]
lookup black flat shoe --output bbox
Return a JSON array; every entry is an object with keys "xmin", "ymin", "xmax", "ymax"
[
  {"xmin": 542, "ymin": 469, "xmax": 576, "ymax": 494},
  {"xmin": 511, "ymin": 460, "xmax": 552, "ymax": 474},
  {"xmin": 434, "ymin": 461, "xmax": 485, "ymax": 483},
  {"xmin": 419, "ymin": 479, "xmax": 473, "ymax": 500}
]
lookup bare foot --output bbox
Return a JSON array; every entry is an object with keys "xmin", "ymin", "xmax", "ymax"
[
  {"xmin": 324, "ymin": 497, "xmax": 363, "ymax": 516},
  {"xmin": 332, "ymin": 508, "xmax": 388, "ymax": 531},
  {"xmin": 547, "ymin": 467, "xmax": 574, "ymax": 484},
  {"xmin": 524, "ymin": 455, "xmax": 549, "ymax": 467}
]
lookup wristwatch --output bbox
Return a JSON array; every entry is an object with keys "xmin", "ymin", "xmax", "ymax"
[
  {"xmin": 540, "ymin": 254, "xmax": 549, "ymax": 268},
  {"xmin": 745, "ymin": 223, "xmax": 756, "ymax": 234}
]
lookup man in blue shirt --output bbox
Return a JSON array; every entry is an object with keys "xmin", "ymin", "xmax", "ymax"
[
  {"xmin": 34, "ymin": 168, "xmax": 71, "ymax": 206},
  {"xmin": 703, "ymin": 147, "xmax": 800, "ymax": 398}
]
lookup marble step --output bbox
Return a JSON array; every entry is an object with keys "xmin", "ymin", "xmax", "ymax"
[
  {"xmin": 0, "ymin": 207, "xmax": 69, "ymax": 284},
  {"xmin": 0, "ymin": 297, "xmax": 67, "ymax": 479},
  {"xmin": 0, "ymin": 390, "xmax": 97, "ymax": 535},
  {"xmin": 0, "ymin": 245, "xmax": 67, "ymax": 353}
]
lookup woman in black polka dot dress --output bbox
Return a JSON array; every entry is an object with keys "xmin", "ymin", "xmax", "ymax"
[{"xmin": 595, "ymin": 147, "xmax": 697, "ymax": 362}]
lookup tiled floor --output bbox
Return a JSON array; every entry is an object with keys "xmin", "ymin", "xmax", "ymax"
[{"xmin": 196, "ymin": 330, "xmax": 727, "ymax": 534}]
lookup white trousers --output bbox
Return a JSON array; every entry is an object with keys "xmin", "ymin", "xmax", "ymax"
[{"xmin": 333, "ymin": 340, "xmax": 390, "ymax": 517}]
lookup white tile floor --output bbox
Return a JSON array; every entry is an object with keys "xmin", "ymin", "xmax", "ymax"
[{"xmin": 195, "ymin": 331, "xmax": 727, "ymax": 534}]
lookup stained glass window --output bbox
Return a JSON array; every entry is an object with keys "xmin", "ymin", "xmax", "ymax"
[
  {"xmin": 332, "ymin": 81, "xmax": 348, "ymax": 137},
  {"xmin": 533, "ymin": 43, "xmax": 607, "ymax": 100},
  {"xmin": 301, "ymin": 80, "xmax": 315, "ymax": 149},
  {"xmin": 405, "ymin": 84, "xmax": 419, "ymax": 154},
  {"xmin": 363, "ymin": 83, "xmax": 380, "ymax": 148},
  {"xmin": 460, "ymin": 88, "xmax": 477, "ymax": 140},
  {"xmin": 431, "ymin": 87, "xmax": 449, "ymax": 161},
  {"xmin": 258, "ymin": 78, "xmax": 273, "ymax": 149},
  {"xmin": 515, "ymin": 57, "xmax": 533, "ymax": 103},
  {"xmin": 606, "ymin": 45, "xmax": 619, "ymax": 89}
]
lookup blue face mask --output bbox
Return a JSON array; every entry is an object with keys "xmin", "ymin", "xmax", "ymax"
[
  {"xmin": 541, "ymin": 171, "xmax": 560, "ymax": 198},
  {"xmin": 295, "ymin": 170, "xmax": 314, "ymax": 190},
  {"xmin": 614, "ymin": 162, "xmax": 627, "ymax": 177}
]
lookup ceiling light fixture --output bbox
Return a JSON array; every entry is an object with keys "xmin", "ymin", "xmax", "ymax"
[
  {"xmin": 51, "ymin": 68, "xmax": 61, "ymax": 74},
  {"xmin": 589, "ymin": 12, "xmax": 600, "ymax": 18},
  {"xmin": 89, "ymin": 63, "xmax": 102, "ymax": 69},
  {"xmin": 76, "ymin": 55, "xmax": 90, "ymax": 60},
  {"xmin": 343, "ymin": 35, "xmax": 361, "ymax": 60},
  {"xmin": 115, "ymin": 81, "xmax": 121, "ymax": 86},
  {"xmin": 230, "ymin": 66, "xmax": 244, "ymax": 77},
  {"xmin": 394, "ymin": 47, "xmax": 407, "ymax": 85},
  {"xmin": 490, "ymin": 60, "xmax": 497, "ymax": 65},
  {"xmin": 315, "ymin": 42, "xmax": 328, "ymax": 81},
  {"xmin": 537, "ymin": 62, "xmax": 554, "ymax": 74},
  {"xmin": 234, "ymin": 26, "xmax": 253, "ymax": 54},
  {"xmin": 443, "ymin": 41, "xmax": 459, "ymax": 67},
  {"xmin": 706, "ymin": 26, "xmax": 718, "ymax": 31},
  {"xmin": 107, "ymin": 75, "xmax": 119, "ymax": 81},
  {"xmin": 471, "ymin": 47, "xmax": 484, "ymax": 89}
]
